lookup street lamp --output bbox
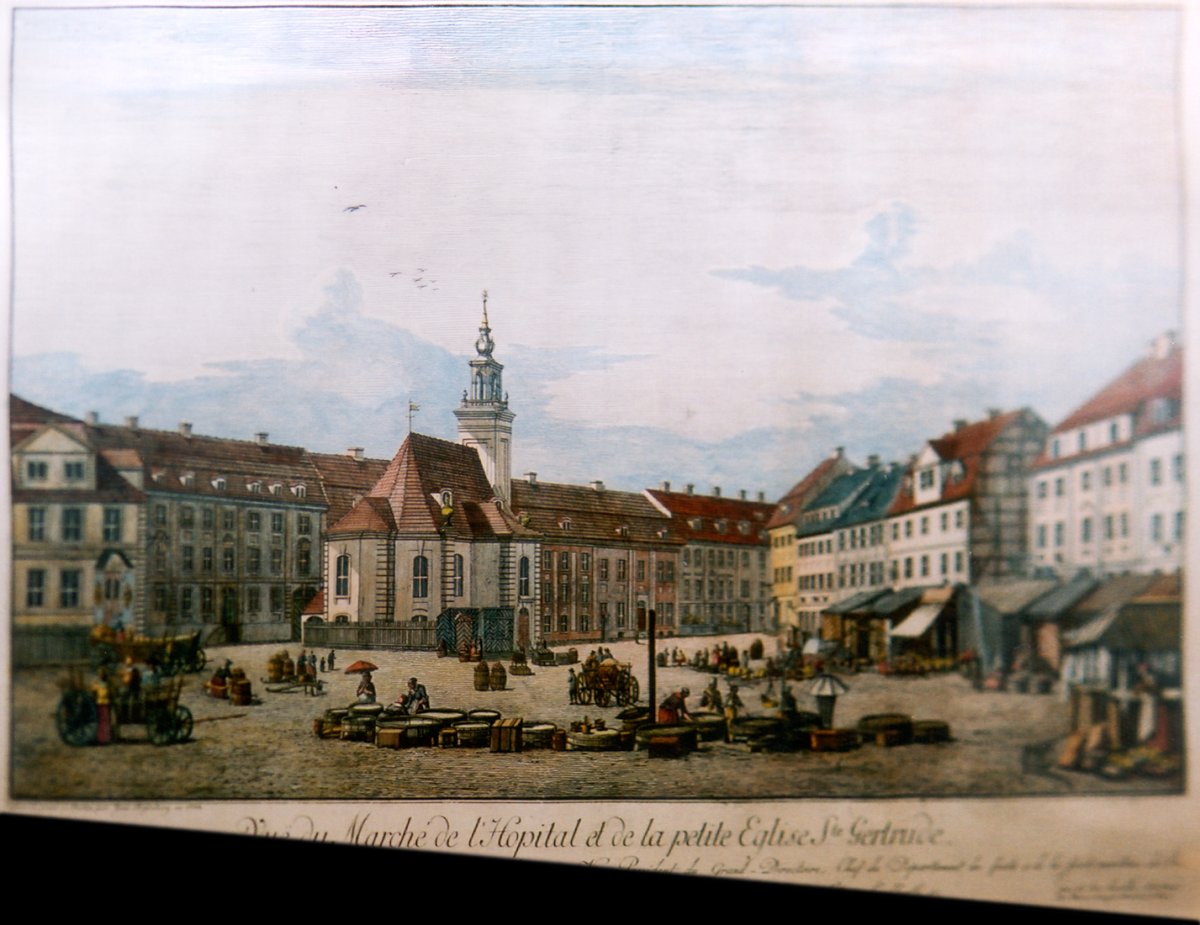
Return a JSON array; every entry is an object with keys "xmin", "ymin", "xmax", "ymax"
[{"xmin": 807, "ymin": 671, "xmax": 849, "ymax": 729}]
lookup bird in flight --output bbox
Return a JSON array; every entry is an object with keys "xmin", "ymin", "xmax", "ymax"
[
  {"xmin": 389, "ymin": 271, "xmax": 403, "ymax": 277},
  {"xmin": 344, "ymin": 204, "xmax": 367, "ymax": 213}
]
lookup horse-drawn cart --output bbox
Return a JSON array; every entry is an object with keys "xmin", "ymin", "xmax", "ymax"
[
  {"xmin": 56, "ymin": 670, "xmax": 193, "ymax": 746},
  {"xmin": 576, "ymin": 658, "xmax": 640, "ymax": 707},
  {"xmin": 90, "ymin": 625, "xmax": 207, "ymax": 676}
]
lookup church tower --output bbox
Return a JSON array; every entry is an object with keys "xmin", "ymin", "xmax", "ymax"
[{"xmin": 454, "ymin": 291, "xmax": 515, "ymax": 505}]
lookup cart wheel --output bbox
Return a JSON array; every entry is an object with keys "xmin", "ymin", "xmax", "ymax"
[
  {"xmin": 628, "ymin": 677, "xmax": 640, "ymax": 704},
  {"xmin": 191, "ymin": 649, "xmax": 207, "ymax": 673},
  {"xmin": 578, "ymin": 681, "xmax": 593, "ymax": 705},
  {"xmin": 174, "ymin": 705, "xmax": 194, "ymax": 742},
  {"xmin": 147, "ymin": 710, "xmax": 175, "ymax": 746},
  {"xmin": 56, "ymin": 691, "xmax": 98, "ymax": 746}
]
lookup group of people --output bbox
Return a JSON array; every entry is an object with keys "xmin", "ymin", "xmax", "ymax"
[
  {"xmin": 294, "ymin": 648, "xmax": 337, "ymax": 680},
  {"xmin": 353, "ymin": 671, "xmax": 430, "ymax": 715}
]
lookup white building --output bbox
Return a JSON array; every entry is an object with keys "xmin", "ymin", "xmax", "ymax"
[{"xmin": 1029, "ymin": 333, "xmax": 1184, "ymax": 577}]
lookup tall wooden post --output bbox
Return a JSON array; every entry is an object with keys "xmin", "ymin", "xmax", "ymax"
[{"xmin": 647, "ymin": 608, "xmax": 657, "ymax": 715}]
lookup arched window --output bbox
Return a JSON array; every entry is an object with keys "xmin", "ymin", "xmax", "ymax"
[
  {"xmin": 518, "ymin": 556, "xmax": 530, "ymax": 597},
  {"xmin": 452, "ymin": 554, "xmax": 464, "ymax": 596},
  {"xmin": 413, "ymin": 556, "xmax": 429, "ymax": 598},
  {"xmin": 335, "ymin": 554, "xmax": 350, "ymax": 597}
]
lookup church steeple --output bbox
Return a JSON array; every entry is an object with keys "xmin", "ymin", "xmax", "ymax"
[{"xmin": 455, "ymin": 290, "xmax": 515, "ymax": 504}]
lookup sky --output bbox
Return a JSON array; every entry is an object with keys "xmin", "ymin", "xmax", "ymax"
[{"xmin": 8, "ymin": 4, "xmax": 1184, "ymax": 499}]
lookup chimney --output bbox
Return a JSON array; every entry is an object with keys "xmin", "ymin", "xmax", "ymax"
[
  {"xmin": 661, "ymin": 480, "xmax": 671, "ymax": 492},
  {"xmin": 953, "ymin": 418, "xmax": 968, "ymax": 431},
  {"xmin": 256, "ymin": 432, "xmax": 269, "ymax": 445},
  {"xmin": 347, "ymin": 447, "xmax": 364, "ymax": 461},
  {"xmin": 686, "ymin": 483, "xmax": 695, "ymax": 495},
  {"xmin": 591, "ymin": 480, "xmax": 605, "ymax": 492},
  {"xmin": 124, "ymin": 415, "xmax": 139, "ymax": 430},
  {"xmin": 712, "ymin": 486, "xmax": 721, "ymax": 497},
  {"xmin": 835, "ymin": 446, "xmax": 844, "ymax": 458},
  {"xmin": 987, "ymin": 408, "xmax": 1002, "ymax": 419},
  {"xmin": 524, "ymin": 472, "xmax": 538, "ymax": 486},
  {"xmin": 868, "ymin": 454, "xmax": 880, "ymax": 468},
  {"xmin": 85, "ymin": 411, "xmax": 99, "ymax": 425},
  {"xmin": 756, "ymin": 491, "xmax": 765, "ymax": 503},
  {"xmin": 739, "ymin": 489, "xmax": 747, "ymax": 500},
  {"xmin": 179, "ymin": 422, "xmax": 192, "ymax": 437}
]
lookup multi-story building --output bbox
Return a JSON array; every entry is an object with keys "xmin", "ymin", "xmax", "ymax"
[
  {"xmin": 11, "ymin": 398, "xmax": 144, "ymax": 637},
  {"xmin": 644, "ymin": 483, "xmax": 774, "ymax": 635},
  {"xmin": 1028, "ymin": 332, "xmax": 1184, "ymax": 577},
  {"xmin": 887, "ymin": 408, "xmax": 1047, "ymax": 588},
  {"xmin": 792, "ymin": 458, "xmax": 904, "ymax": 637},
  {"xmin": 766, "ymin": 448, "xmax": 855, "ymax": 645},
  {"xmin": 511, "ymin": 475, "xmax": 681, "ymax": 643}
]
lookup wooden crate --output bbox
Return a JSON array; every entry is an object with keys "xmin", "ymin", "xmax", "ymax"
[{"xmin": 490, "ymin": 717, "xmax": 524, "ymax": 752}]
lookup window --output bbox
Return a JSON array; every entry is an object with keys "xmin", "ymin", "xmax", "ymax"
[
  {"xmin": 543, "ymin": 551, "xmax": 553, "ymax": 570},
  {"xmin": 1175, "ymin": 510, "xmax": 1184, "ymax": 541},
  {"xmin": 891, "ymin": 523, "xmax": 899, "ymax": 541},
  {"xmin": 1150, "ymin": 459, "xmax": 1162, "ymax": 485},
  {"xmin": 182, "ymin": 546, "xmax": 194, "ymax": 573},
  {"xmin": 26, "ymin": 460, "xmax": 48, "ymax": 481},
  {"xmin": 202, "ymin": 508, "xmax": 215, "ymax": 530},
  {"xmin": 271, "ymin": 548, "xmax": 283, "ymax": 575},
  {"xmin": 1081, "ymin": 471, "xmax": 1091, "ymax": 492},
  {"xmin": 904, "ymin": 558, "xmax": 913, "ymax": 579},
  {"xmin": 940, "ymin": 512, "xmax": 949, "ymax": 532},
  {"xmin": 940, "ymin": 553, "xmax": 948, "ymax": 575},
  {"xmin": 181, "ymin": 587, "xmax": 194, "ymax": 619},
  {"xmin": 1055, "ymin": 478, "xmax": 1065, "ymax": 497},
  {"xmin": 64, "ymin": 461, "xmax": 85, "ymax": 480},
  {"xmin": 580, "ymin": 580, "xmax": 590, "ymax": 604},
  {"xmin": 599, "ymin": 558, "xmax": 609, "ymax": 580},
  {"xmin": 1109, "ymin": 421, "xmax": 1119, "ymax": 442},
  {"xmin": 155, "ymin": 504, "xmax": 167, "ymax": 525},
  {"xmin": 294, "ymin": 485, "xmax": 307, "ymax": 499},
  {"xmin": 412, "ymin": 556, "xmax": 429, "ymax": 598},
  {"xmin": 27, "ymin": 508, "xmax": 45, "ymax": 542},
  {"xmin": 62, "ymin": 508, "xmax": 83, "ymax": 542},
  {"xmin": 1054, "ymin": 522, "xmax": 1064, "ymax": 547},
  {"xmin": 1081, "ymin": 518, "xmax": 1092, "ymax": 544},
  {"xmin": 1037, "ymin": 481, "xmax": 1047, "ymax": 499},
  {"xmin": 153, "ymin": 584, "xmax": 170, "ymax": 614},
  {"xmin": 336, "ymin": 555, "xmax": 350, "ymax": 597},
  {"xmin": 919, "ymin": 468, "xmax": 935, "ymax": 489},
  {"xmin": 955, "ymin": 510, "xmax": 965, "ymax": 529},
  {"xmin": 60, "ymin": 570, "xmax": 81, "ymax": 607},
  {"xmin": 1051, "ymin": 439, "xmax": 1061, "ymax": 459},
  {"xmin": 1120, "ymin": 512, "xmax": 1129, "ymax": 537},
  {"xmin": 246, "ymin": 588, "xmax": 261, "ymax": 613},
  {"xmin": 247, "ymin": 547, "xmax": 261, "ymax": 575},
  {"xmin": 247, "ymin": 512, "xmax": 261, "ymax": 532},
  {"xmin": 202, "ymin": 547, "xmax": 214, "ymax": 574},
  {"xmin": 740, "ymin": 579, "xmax": 750, "ymax": 598},
  {"xmin": 558, "ymin": 576, "xmax": 570, "ymax": 603},
  {"xmin": 560, "ymin": 551, "xmax": 569, "ymax": 570},
  {"xmin": 542, "ymin": 582, "xmax": 551, "ymax": 604},
  {"xmin": 270, "ymin": 484, "xmax": 283, "ymax": 497},
  {"xmin": 1104, "ymin": 516, "xmax": 1114, "ymax": 541},
  {"xmin": 1150, "ymin": 513, "xmax": 1163, "ymax": 542},
  {"xmin": 617, "ymin": 560, "xmax": 627, "ymax": 581},
  {"xmin": 541, "ymin": 613, "xmax": 552, "ymax": 634},
  {"xmin": 1103, "ymin": 466, "xmax": 1112, "ymax": 487},
  {"xmin": 298, "ymin": 515, "xmax": 312, "ymax": 536},
  {"xmin": 904, "ymin": 520, "xmax": 913, "ymax": 538},
  {"xmin": 223, "ymin": 509, "xmax": 236, "ymax": 530},
  {"xmin": 180, "ymin": 506, "xmax": 195, "ymax": 529},
  {"xmin": 271, "ymin": 586, "xmax": 285, "ymax": 614},
  {"xmin": 558, "ymin": 613, "xmax": 569, "ymax": 633},
  {"xmin": 636, "ymin": 560, "xmax": 646, "ymax": 581},
  {"xmin": 920, "ymin": 555, "xmax": 929, "ymax": 577},
  {"xmin": 920, "ymin": 516, "xmax": 929, "ymax": 535},
  {"xmin": 616, "ymin": 601, "xmax": 626, "ymax": 627},
  {"xmin": 1119, "ymin": 463, "xmax": 1128, "ymax": 483},
  {"xmin": 1078, "ymin": 431, "xmax": 1087, "ymax": 452},
  {"xmin": 154, "ymin": 547, "xmax": 167, "ymax": 572},
  {"xmin": 452, "ymin": 554, "xmax": 464, "ymax": 596},
  {"xmin": 272, "ymin": 512, "xmax": 284, "ymax": 533},
  {"xmin": 201, "ymin": 587, "xmax": 214, "ymax": 620},
  {"xmin": 1173, "ymin": 454, "xmax": 1185, "ymax": 483},
  {"xmin": 581, "ymin": 553, "xmax": 591, "ymax": 572},
  {"xmin": 26, "ymin": 570, "xmax": 44, "ymax": 607},
  {"xmin": 222, "ymin": 547, "xmax": 236, "ymax": 574},
  {"xmin": 298, "ymin": 544, "xmax": 311, "ymax": 575},
  {"xmin": 955, "ymin": 551, "xmax": 964, "ymax": 573},
  {"xmin": 519, "ymin": 557, "xmax": 530, "ymax": 597}
]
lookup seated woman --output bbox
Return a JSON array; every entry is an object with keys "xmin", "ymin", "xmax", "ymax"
[{"xmin": 355, "ymin": 671, "xmax": 377, "ymax": 704}]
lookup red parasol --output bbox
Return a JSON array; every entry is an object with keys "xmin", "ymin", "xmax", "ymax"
[{"xmin": 344, "ymin": 660, "xmax": 379, "ymax": 674}]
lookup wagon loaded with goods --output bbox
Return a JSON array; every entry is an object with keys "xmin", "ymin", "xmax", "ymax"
[
  {"xmin": 89, "ymin": 625, "xmax": 207, "ymax": 676},
  {"xmin": 575, "ymin": 658, "xmax": 640, "ymax": 707},
  {"xmin": 56, "ymin": 668, "xmax": 193, "ymax": 747}
]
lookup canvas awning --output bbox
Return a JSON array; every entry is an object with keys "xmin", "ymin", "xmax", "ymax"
[{"xmin": 890, "ymin": 602, "xmax": 945, "ymax": 639}]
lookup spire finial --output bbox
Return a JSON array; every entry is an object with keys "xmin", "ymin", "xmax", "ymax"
[
  {"xmin": 475, "ymin": 290, "xmax": 495, "ymax": 358},
  {"xmin": 482, "ymin": 288, "xmax": 489, "ymax": 327}
]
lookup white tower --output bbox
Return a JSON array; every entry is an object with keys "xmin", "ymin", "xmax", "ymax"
[{"xmin": 454, "ymin": 290, "xmax": 515, "ymax": 505}]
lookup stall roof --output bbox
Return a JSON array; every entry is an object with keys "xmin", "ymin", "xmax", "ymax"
[
  {"xmin": 974, "ymin": 578, "xmax": 1059, "ymax": 615},
  {"xmin": 1023, "ymin": 574, "xmax": 1099, "ymax": 621},
  {"xmin": 823, "ymin": 588, "xmax": 890, "ymax": 615},
  {"xmin": 890, "ymin": 603, "xmax": 945, "ymax": 639},
  {"xmin": 1064, "ymin": 602, "xmax": 1181, "ymax": 651}
]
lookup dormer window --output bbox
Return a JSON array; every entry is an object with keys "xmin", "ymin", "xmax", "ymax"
[
  {"xmin": 918, "ymin": 468, "xmax": 936, "ymax": 490},
  {"xmin": 151, "ymin": 469, "xmax": 165, "ymax": 483},
  {"xmin": 180, "ymin": 471, "xmax": 195, "ymax": 487},
  {"xmin": 270, "ymin": 483, "xmax": 283, "ymax": 496},
  {"xmin": 212, "ymin": 477, "xmax": 226, "ymax": 491},
  {"xmin": 64, "ymin": 461, "xmax": 85, "ymax": 480},
  {"xmin": 248, "ymin": 481, "xmax": 262, "ymax": 494},
  {"xmin": 559, "ymin": 518, "xmax": 573, "ymax": 531},
  {"xmin": 440, "ymin": 490, "xmax": 453, "ymax": 509},
  {"xmin": 738, "ymin": 521, "xmax": 750, "ymax": 535},
  {"xmin": 293, "ymin": 484, "xmax": 307, "ymax": 498},
  {"xmin": 616, "ymin": 525, "xmax": 630, "ymax": 537},
  {"xmin": 715, "ymin": 519, "xmax": 727, "ymax": 533},
  {"xmin": 688, "ymin": 518, "xmax": 702, "ymax": 530},
  {"xmin": 25, "ymin": 461, "xmax": 48, "ymax": 481}
]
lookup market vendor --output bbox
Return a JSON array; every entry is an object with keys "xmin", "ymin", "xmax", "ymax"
[
  {"xmin": 658, "ymin": 687, "xmax": 691, "ymax": 724},
  {"xmin": 356, "ymin": 670, "xmax": 377, "ymax": 703}
]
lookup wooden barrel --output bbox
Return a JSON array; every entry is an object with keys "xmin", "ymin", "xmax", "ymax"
[
  {"xmin": 552, "ymin": 730, "xmax": 568, "ymax": 751},
  {"xmin": 489, "ymin": 662, "xmax": 507, "ymax": 691},
  {"xmin": 378, "ymin": 716, "xmax": 440, "ymax": 748},
  {"xmin": 341, "ymin": 714, "xmax": 376, "ymax": 742},
  {"xmin": 473, "ymin": 661, "xmax": 491, "ymax": 691},
  {"xmin": 326, "ymin": 708, "xmax": 350, "ymax": 723},
  {"xmin": 522, "ymin": 722, "xmax": 557, "ymax": 749},
  {"xmin": 729, "ymin": 716, "xmax": 784, "ymax": 742},
  {"xmin": 690, "ymin": 713, "xmax": 727, "ymax": 742},
  {"xmin": 912, "ymin": 720, "xmax": 952, "ymax": 743},
  {"xmin": 467, "ymin": 709, "xmax": 501, "ymax": 726},
  {"xmin": 229, "ymin": 679, "xmax": 252, "ymax": 706},
  {"xmin": 566, "ymin": 728, "xmax": 622, "ymax": 751},
  {"xmin": 351, "ymin": 702, "xmax": 384, "ymax": 717},
  {"xmin": 267, "ymin": 657, "xmax": 284, "ymax": 683},
  {"xmin": 419, "ymin": 710, "xmax": 466, "ymax": 729},
  {"xmin": 857, "ymin": 713, "xmax": 914, "ymax": 745},
  {"xmin": 438, "ymin": 728, "xmax": 459, "ymax": 749},
  {"xmin": 634, "ymin": 724, "xmax": 699, "ymax": 751},
  {"xmin": 454, "ymin": 722, "xmax": 491, "ymax": 748},
  {"xmin": 811, "ymin": 728, "xmax": 859, "ymax": 752}
]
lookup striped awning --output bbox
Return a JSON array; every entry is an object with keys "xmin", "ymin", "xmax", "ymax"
[{"xmin": 890, "ymin": 603, "xmax": 944, "ymax": 639}]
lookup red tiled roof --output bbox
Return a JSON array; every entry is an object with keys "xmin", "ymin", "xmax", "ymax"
[
  {"xmin": 512, "ymin": 479, "xmax": 680, "ymax": 546},
  {"xmin": 307, "ymin": 451, "xmax": 391, "ymax": 526},
  {"xmin": 645, "ymin": 489, "xmax": 773, "ymax": 545},
  {"xmin": 10, "ymin": 394, "xmax": 78, "ymax": 426},
  {"xmin": 329, "ymin": 496, "xmax": 396, "ymax": 534},
  {"xmin": 1054, "ymin": 341, "xmax": 1182, "ymax": 434},
  {"xmin": 766, "ymin": 452, "xmax": 853, "ymax": 530},
  {"xmin": 1129, "ymin": 571, "xmax": 1181, "ymax": 603},
  {"xmin": 889, "ymin": 410, "xmax": 1026, "ymax": 516},
  {"xmin": 301, "ymin": 589, "xmax": 325, "ymax": 615}
]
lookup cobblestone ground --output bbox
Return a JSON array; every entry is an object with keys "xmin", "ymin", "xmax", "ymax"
[{"xmin": 8, "ymin": 634, "xmax": 1181, "ymax": 801}]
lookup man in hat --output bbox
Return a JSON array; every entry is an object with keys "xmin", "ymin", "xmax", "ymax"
[{"xmin": 567, "ymin": 667, "xmax": 579, "ymax": 704}]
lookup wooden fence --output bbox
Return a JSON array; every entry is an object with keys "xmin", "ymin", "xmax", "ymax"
[
  {"xmin": 13, "ymin": 626, "xmax": 92, "ymax": 667},
  {"xmin": 301, "ymin": 620, "xmax": 437, "ymax": 650}
]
